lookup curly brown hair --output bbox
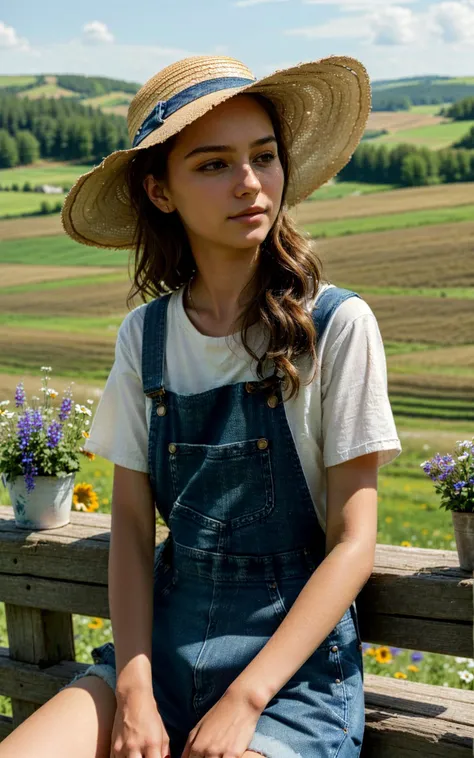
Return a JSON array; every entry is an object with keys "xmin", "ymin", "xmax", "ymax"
[{"xmin": 125, "ymin": 92, "xmax": 325, "ymax": 400}]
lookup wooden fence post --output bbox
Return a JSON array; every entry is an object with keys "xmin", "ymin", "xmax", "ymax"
[{"xmin": 5, "ymin": 605, "xmax": 74, "ymax": 728}]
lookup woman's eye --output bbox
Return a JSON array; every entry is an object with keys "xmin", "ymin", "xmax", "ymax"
[{"xmin": 199, "ymin": 152, "xmax": 276, "ymax": 172}]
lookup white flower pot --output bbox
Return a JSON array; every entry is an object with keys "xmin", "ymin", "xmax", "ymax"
[
  {"xmin": 1, "ymin": 472, "xmax": 75, "ymax": 530},
  {"xmin": 451, "ymin": 511, "xmax": 474, "ymax": 572}
]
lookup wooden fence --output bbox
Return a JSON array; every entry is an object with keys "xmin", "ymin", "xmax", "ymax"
[{"xmin": 0, "ymin": 505, "xmax": 472, "ymax": 756}]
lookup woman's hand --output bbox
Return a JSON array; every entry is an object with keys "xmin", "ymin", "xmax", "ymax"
[
  {"xmin": 180, "ymin": 687, "xmax": 264, "ymax": 758},
  {"xmin": 110, "ymin": 688, "xmax": 171, "ymax": 758}
]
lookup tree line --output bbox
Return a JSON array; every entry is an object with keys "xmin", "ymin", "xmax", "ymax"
[
  {"xmin": 339, "ymin": 142, "xmax": 474, "ymax": 186},
  {"xmin": 0, "ymin": 94, "xmax": 130, "ymax": 168},
  {"xmin": 372, "ymin": 79, "xmax": 474, "ymax": 112},
  {"xmin": 56, "ymin": 75, "xmax": 140, "ymax": 97},
  {"xmin": 442, "ymin": 96, "xmax": 474, "ymax": 121}
]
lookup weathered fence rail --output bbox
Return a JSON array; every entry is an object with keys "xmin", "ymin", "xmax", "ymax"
[{"xmin": 0, "ymin": 505, "xmax": 472, "ymax": 755}]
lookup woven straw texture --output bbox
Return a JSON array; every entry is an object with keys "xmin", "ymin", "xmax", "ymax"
[{"xmin": 61, "ymin": 54, "xmax": 371, "ymax": 249}]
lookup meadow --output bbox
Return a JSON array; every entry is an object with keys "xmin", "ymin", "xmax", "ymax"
[
  {"xmin": 0, "ymin": 163, "xmax": 473, "ymax": 712},
  {"xmin": 0, "ymin": 191, "xmax": 67, "ymax": 218}
]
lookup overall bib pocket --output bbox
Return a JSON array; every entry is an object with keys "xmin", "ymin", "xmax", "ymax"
[{"xmin": 168, "ymin": 437, "xmax": 275, "ymax": 529}]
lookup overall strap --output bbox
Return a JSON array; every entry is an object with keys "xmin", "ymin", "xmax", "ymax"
[
  {"xmin": 312, "ymin": 286, "xmax": 361, "ymax": 342},
  {"xmin": 142, "ymin": 293, "xmax": 172, "ymax": 398}
]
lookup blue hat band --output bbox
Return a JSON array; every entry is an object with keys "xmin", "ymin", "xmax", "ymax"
[{"xmin": 132, "ymin": 76, "xmax": 257, "ymax": 148}]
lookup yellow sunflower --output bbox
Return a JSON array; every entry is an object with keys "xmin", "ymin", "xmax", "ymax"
[
  {"xmin": 375, "ymin": 646, "xmax": 393, "ymax": 664},
  {"xmin": 73, "ymin": 482, "xmax": 100, "ymax": 512},
  {"xmin": 394, "ymin": 671, "xmax": 407, "ymax": 679},
  {"xmin": 407, "ymin": 665, "xmax": 419, "ymax": 673},
  {"xmin": 88, "ymin": 617, "xmax": 104, "ymax": 630}
]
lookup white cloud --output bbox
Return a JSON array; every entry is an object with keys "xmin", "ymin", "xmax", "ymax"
[
  {"xmin": 0, "ymin": 21, "xmax": 29, "ymax": 51},
  {"xmin": 285, "ymin": 15, "xmax": 368, "ymax": 38},
  {"xmin": 82, "ymin": 21, "xmax": 114, "ymax": 46},
  {"xmin": 234, "ymin": 0, "xmax": 289, "ymax": 6},
  {"xmin": 369, "ymin": 6, "xmax": 418, "ymax": 45},
  {"xmin": 431, "ymin": 1, "xmax": 474, "ymax": 43}
]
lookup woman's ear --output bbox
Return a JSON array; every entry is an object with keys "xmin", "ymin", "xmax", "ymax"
[{"xmin": 142, "ymin": 174, "xmax": 175, "ymax": 213}]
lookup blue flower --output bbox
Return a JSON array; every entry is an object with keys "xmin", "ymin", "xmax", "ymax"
[
  {"xmin": 15, "ymin": 382, "xmax": 26, "ymax": 407},
  {"xmin": 411, "ymin": 651, "xmax": 424, "ymax": 662},
  {"xmin": 46, "ymin": 420, "xmax": 63, "ymax": 448},
  {"xmin": 454, "ymin": 481, "xmax": 467, "ymax": 491},
  {"xmin": 58, "ymin": 394, "xmax": 72, "ymax": 422}
]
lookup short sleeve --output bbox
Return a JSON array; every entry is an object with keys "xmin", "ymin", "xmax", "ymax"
[
  {"xmin": 83, "ymin": 317, "xmax": 149, "ymax": 473},
  {"xmin": 320, "ymin": 309, "xmax": 402, "ymax": 469}
]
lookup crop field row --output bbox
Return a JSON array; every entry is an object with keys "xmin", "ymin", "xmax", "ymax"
[
  {"xmin": 369, "ymin": 119, "xmax": 474, "ymax": 149},
  {"xmin": 0, "ymin": 235, "xmax": 132, "ymax": 266},
  {"xmin": 290, "ymin": 182, "xmax": 474, "ymax": 224},
  {"xmin": 318, "ymin": 221, "xmax": 474, "ymax": 288},
  {"xmin": 304, "ymin": 205, "xmax": 474, "ymax": 238},
  {"xmin": 0, "ymin": 215, "xmax": 63, "ymax": 239},
  {"xmin": 0, "ymin": 280, "xmax": 137, "ymax": 316},
  {"xmin": 365, "ymin": 294, "xmax": 474, "ymax": 345},
  {"xmin": 366, "ymin": 110, "xmax": 446, "ymax": 132},
  {"xmin": 0, "ymin": 327, "xmax": 116, "ymax": 379},
  {"xmin": 0, "ymin": 264, "xmax": 125, "ymax": 288}
]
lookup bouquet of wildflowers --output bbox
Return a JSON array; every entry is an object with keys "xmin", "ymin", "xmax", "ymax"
[
  {"xmin": 420, "ymin": 438, "xmax": 474, "ymax": 513},
  {"xmin": 0, "ymin": 367, "xmax": 95, "ymax": 493}
]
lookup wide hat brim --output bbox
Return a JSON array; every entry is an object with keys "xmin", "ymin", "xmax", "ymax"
[{"xmin": 61, "ymin": 56, "xmax": 371, "ymax": 250}]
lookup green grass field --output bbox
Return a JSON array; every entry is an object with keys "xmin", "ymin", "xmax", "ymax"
[
  {"xmin": 304, "ymin": 204, "xmax": 474, "ymax": 237},
  {"xmin": 370, "ymin": 120, "xmax": 474, "ymax": 149},
  {"xmin": 0, "ymin": 75, "xmax": 37, "ymax": 88},
  {"xmin": 409, "ymin": 104, "xmax": 445, "ymax": 115},
  {"xmin": 0, "ymin": 163, "xmax": 94, "ymax": 189},
  {"xmin": 0, "ymin": 235, "xmax": 130, "ymax": 265},
  {"xmin": 0, "ymin": 192, "xmax": 67, "ymax": 218},
  {"xmin": 20, "ymin": 83, "xmax": 78, "ymax": 99},
  {"xmin": 306, "ymin": 182, "xmax": 398, "ymax": 201},
  {"xmin": 82, "ymin": 91, "xmax": 133, "ymax": 108}
]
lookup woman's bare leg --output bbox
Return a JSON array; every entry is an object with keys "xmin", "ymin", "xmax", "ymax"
[{"xmin": 0, "ymin": 675, "xmax": 116, "ymax": 758}]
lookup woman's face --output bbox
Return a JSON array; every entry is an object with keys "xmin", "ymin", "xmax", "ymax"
[{"xmin": 147, "ymin": 94, "xmax": 285, "ymax": 253}]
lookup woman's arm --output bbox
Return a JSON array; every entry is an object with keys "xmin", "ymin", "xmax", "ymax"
[
  {"xmin": 108, "ymin": 464, "xmax": 157, "ymax": 702},
  {"xmin": 226, "ymin": 450, "xmax": 379, "ymax": 711}
]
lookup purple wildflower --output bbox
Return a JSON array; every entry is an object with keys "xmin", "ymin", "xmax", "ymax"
[
  {"xmin": 58, "ymin": 394, "xmax": 72, "ymax": 422},
  {"xmin": 15, "ymin": 382, "xmax": 26, "ymax": 407},
  {"xmin": 21, "ymin": 452, "xmax": 38, "ymax": 493},
  {"xmin": 454, "ymin": 481, "xmax": 467, "ymax": 491},
  {"xmin": 31, "ymin": 409, "xmax": 43, "ymax": 432},
  {"xmin": 411, "ymin": 651, "xmax": 424, "ymax": 662},
  {"xmin": 390, "ymin": 647, "xmax": 402, "ymax": 656},
  {"xmin": 17, "ymin": 410, "xmax": 34, "ymax": 450},
  {"xmin": 46, "ymin": 420, "xmax": 63, "ymax": 448}
]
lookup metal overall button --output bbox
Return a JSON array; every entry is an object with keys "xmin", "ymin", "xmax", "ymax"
[
  {"xmin": 157, "ymin": 404, "xmax": 167, "ymax": 416},
  {"xmin": 257, "ymin": 438, "xmax": 268, "ymax": 450},
  {"xmin": 168, "ymin": 443, "xmax": 177, "ymax": 454},
  {"xmin": 267, "ymin": 394, "xmax": 278, "ymax": 408}
]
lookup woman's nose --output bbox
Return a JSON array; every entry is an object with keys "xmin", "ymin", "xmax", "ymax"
[{"xmin": 235, "ymin": 163, "xmax": 262, "ymax": 194}]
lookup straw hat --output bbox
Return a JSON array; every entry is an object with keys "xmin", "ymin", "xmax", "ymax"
[{"xmin": 61, "ymin": 54, "xmax": 371, "ymax": 249}]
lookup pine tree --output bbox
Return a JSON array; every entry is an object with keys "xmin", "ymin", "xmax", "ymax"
[
  {"xmin": 16, "ymin": 130, "xmax": 40, "ymax": 165},
  {"xmin": 0, "ymin": 129, "xmax": 19, "ymax": 168}
]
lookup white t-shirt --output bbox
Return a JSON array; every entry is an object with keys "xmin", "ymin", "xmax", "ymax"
[{"xmin": 84, "ymin": 281, "xmax": 402, "ymax": 532}]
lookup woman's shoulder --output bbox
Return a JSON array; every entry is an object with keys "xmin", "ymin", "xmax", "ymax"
[{"xmin": 310, "ymin": 282, "xmax": 376, "ymax": 353}]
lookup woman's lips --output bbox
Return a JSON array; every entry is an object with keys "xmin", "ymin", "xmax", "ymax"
[{"xmin": 230, "ymin": 211, "xmax": 267, "ymax": 223}]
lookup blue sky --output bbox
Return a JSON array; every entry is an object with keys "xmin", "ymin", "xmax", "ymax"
[{"xmin": 1, "ymin": 0, "xmax": 474, "ymax": 84}]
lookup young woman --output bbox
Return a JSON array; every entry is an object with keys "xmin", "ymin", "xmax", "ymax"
[{"xmin": 0, "ymin": 55, "xmax": 401, "ymax": 758}]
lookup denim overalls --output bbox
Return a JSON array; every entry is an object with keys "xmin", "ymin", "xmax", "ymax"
[{"xmin": 64, "ymin": 286, "xmax": 366, "ymax": 758}]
